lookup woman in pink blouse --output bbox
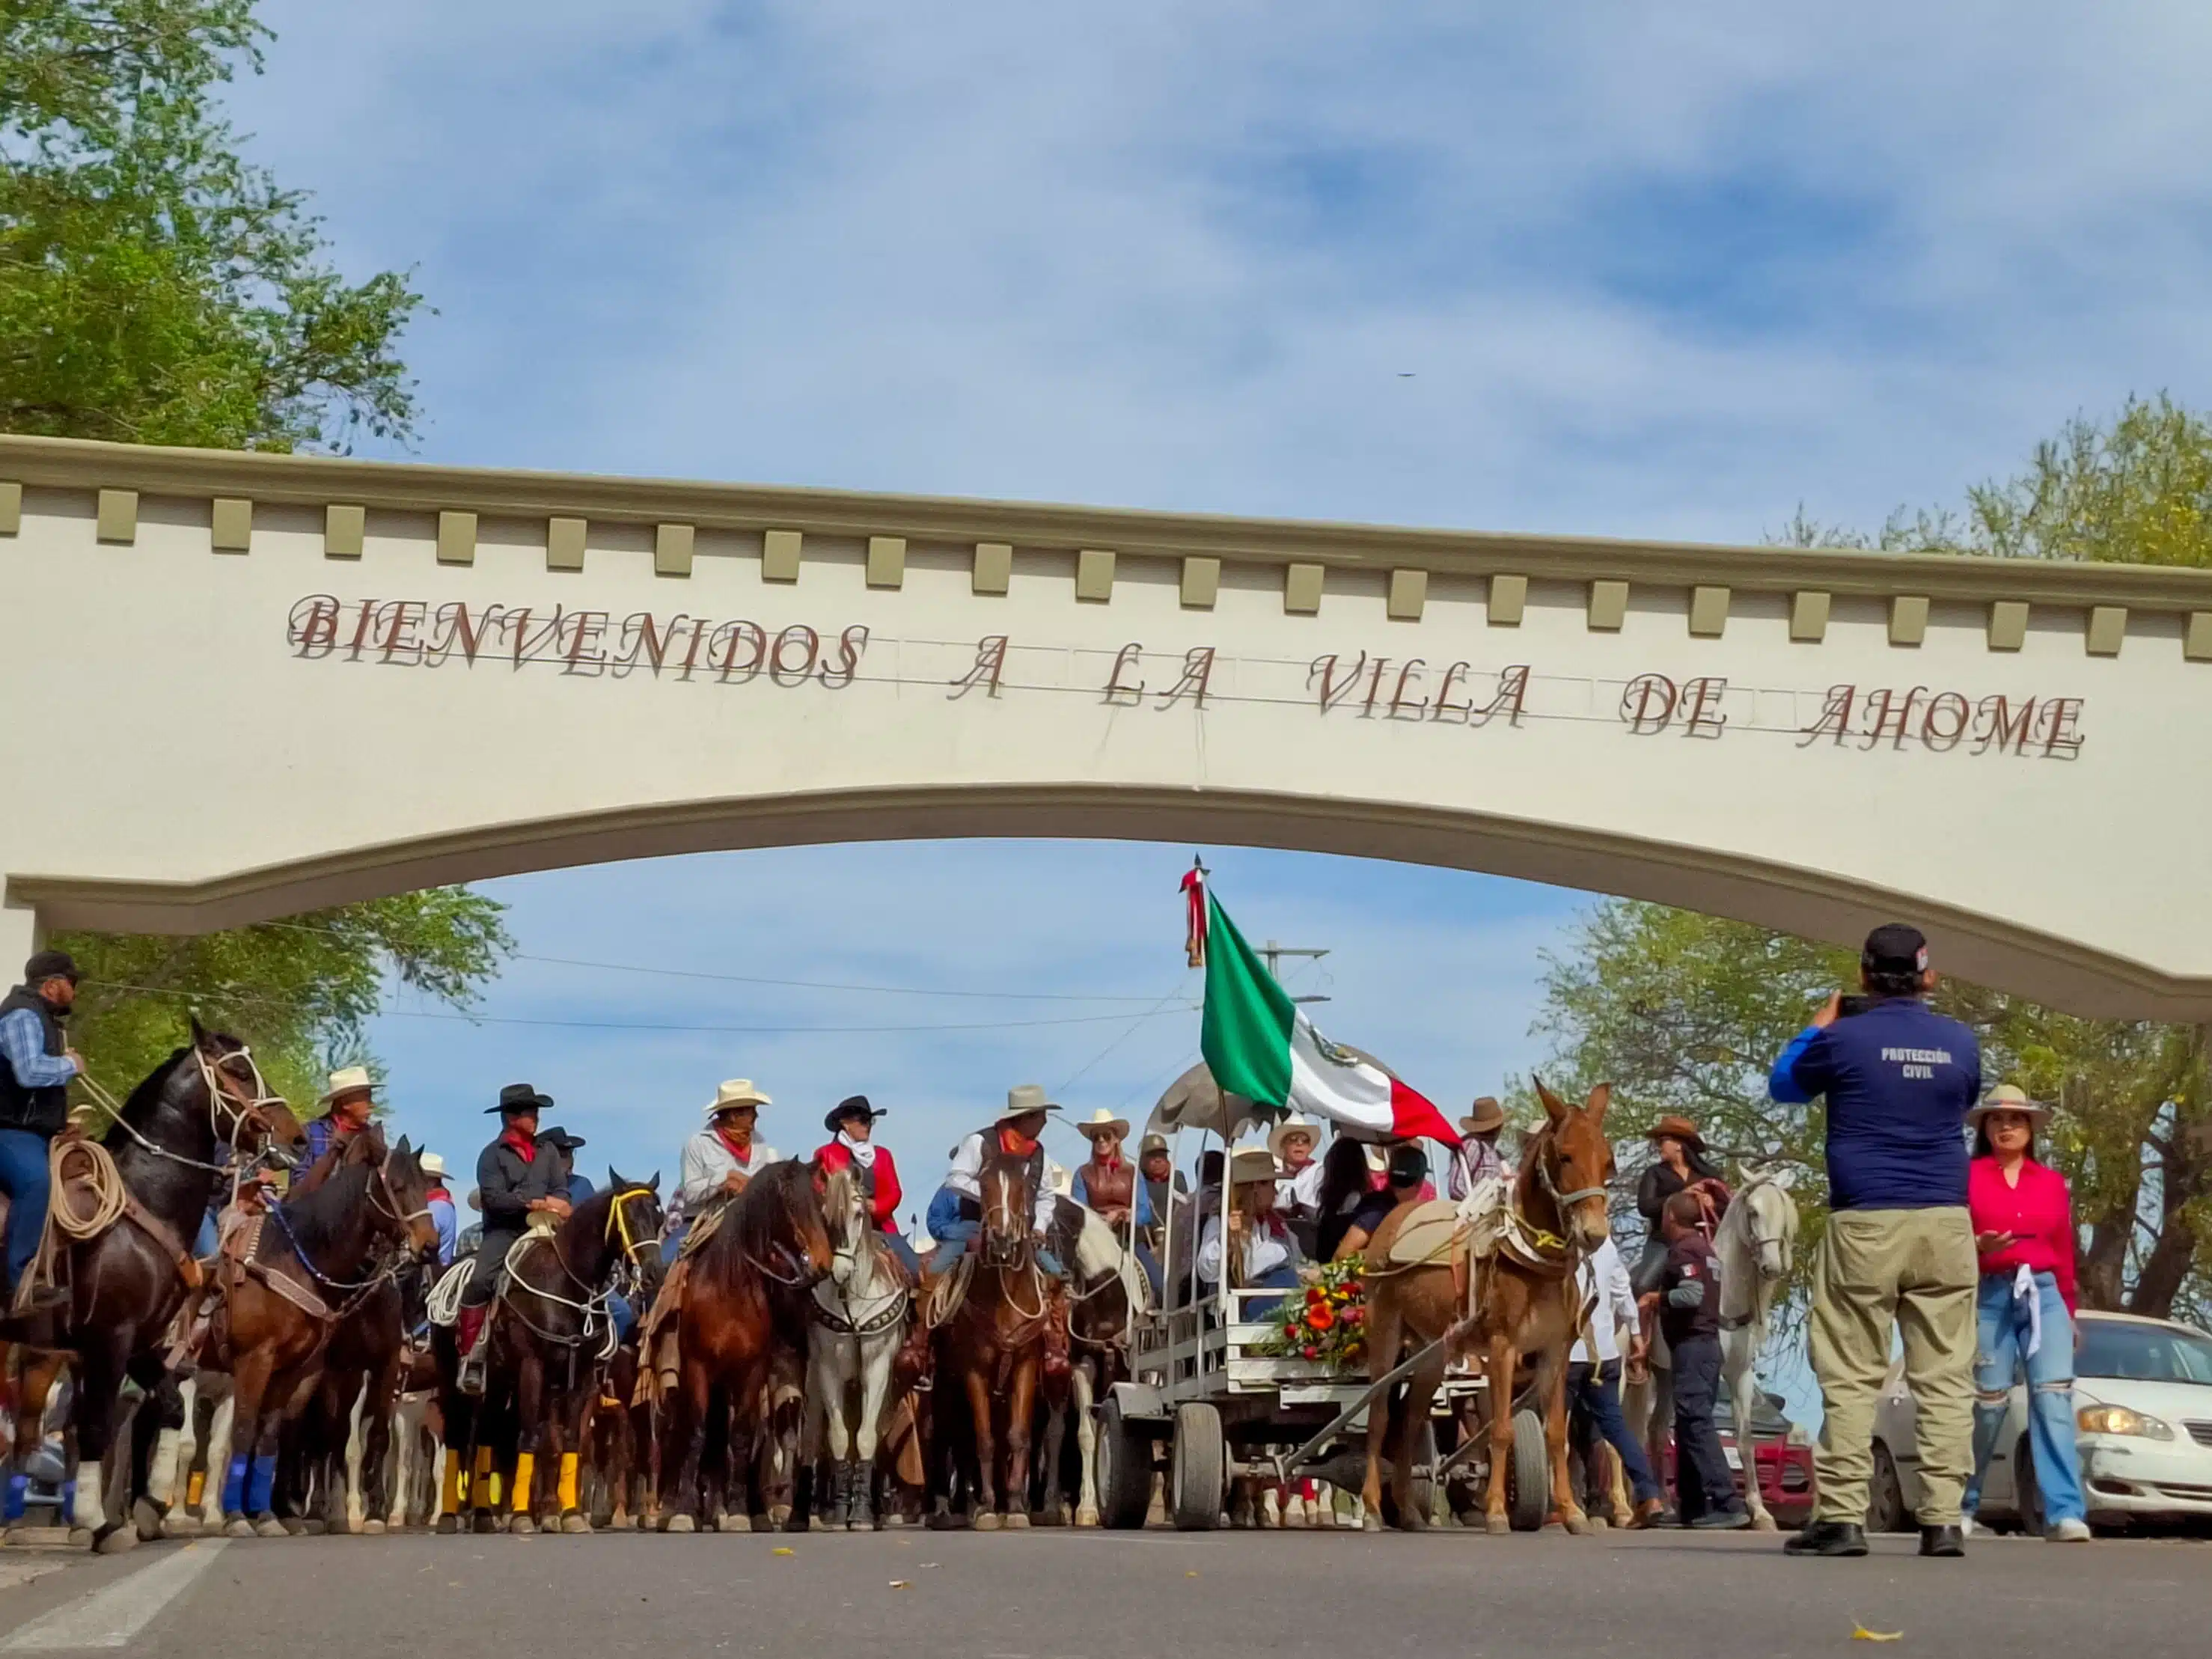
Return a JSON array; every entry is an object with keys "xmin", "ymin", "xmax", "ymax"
[{"xmin": 1962, "ymin": 1085, "xmax": 2089, "ymax": 1541}]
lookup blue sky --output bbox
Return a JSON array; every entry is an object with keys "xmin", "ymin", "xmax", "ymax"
[{"xmin": 212, "ymin": 3, "xmax": 2212, "ymax": 1197}]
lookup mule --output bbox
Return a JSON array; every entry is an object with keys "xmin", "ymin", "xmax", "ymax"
[
  {"xmin": 1714, "ymin": 1164, "xmax": 1798, "ymax": 1531},
  {"xmin": 1360, "ymin": 1080, "xmax": 1615, "ymax": 1534}
]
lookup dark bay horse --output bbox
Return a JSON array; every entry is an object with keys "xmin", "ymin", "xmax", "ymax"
[
  {"xmin": 1359, "ymin": 1080, "xmax": 1615, "ymax": 1533},
  {"xmin": 936, "ymin": 1152, "xmax": 1054, "ymax": 1531},
  {"xmin": 446, "ymin": 1175, "xmax": 663, "ymax": 1535},
  {"xmin": 215, "ymin": 1126, "xmax": 438, "ymax": 1536},
  {"xmin": 278, "ymin": 1254, "xmax": 428, "ymax": 1534},
  {"xmin": 657, "ymin": 1159, "xmax": 843, "ymax": 1533},
  {"xmin": 0, "ymin": 1022, "xmax": 303, "ymax": 1551}
]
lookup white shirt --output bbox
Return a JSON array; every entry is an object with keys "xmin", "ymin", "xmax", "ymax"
[
  {"xmin": 1571, "ymin": 1235, "xmax": 1640, "ymax": 1365},
  {"xmin": 1197, "ymin": 1212, "xmax": 1301, "ymax": 1285},
  {"xmin": 944, "ymin": 1131, "xmax": 1060, "ymax": 1233},
  {"xmin": 679, "ymin": 1128, "xmax": 783, "ymax": 1209},
  {"xmin": 1277, "ymin": 1161, "xmax": 1325, "ymax": 1209}
]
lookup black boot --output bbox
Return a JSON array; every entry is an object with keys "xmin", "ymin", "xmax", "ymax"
[
  {"xmin": 1919, "ymin": 1523, "xmax": 1965, "ymax": 1557},
  {"xmin": 826, "ymin": 1461, "xmax": 852, "ymax": 1530},
  {"xmin": 1784, "ymin": 1520, "xmax": 1868, "ymax": 1556},
  {"xmin": 846, "ymin": 1461, "xmax": 873, "ymax": 1532}
]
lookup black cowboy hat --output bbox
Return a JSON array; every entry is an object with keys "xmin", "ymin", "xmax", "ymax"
[
  {"xmin": 824, "ymin": 1093, "xmax": 887, "ymax": 1135},
  {"xmin": 540, "ymin": 1128, "xmax": 587, "ymax": 1151},
  {"xmin": 487, "ymin": 1082, "xmax": 554, "ymax": 1116}
]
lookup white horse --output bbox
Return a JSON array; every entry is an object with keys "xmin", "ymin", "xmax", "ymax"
[
  {"xmin": 1713, "ymin": 1164, "xmax": 1799, "ymax": 1531},
  {"xmin": 805, "ymin": 1183, "xmax": 909, "ymax": 1531},
  {"xmin": 343, "ymin": 1380, "xmax": 443, "ymax": 1530},
  {"xmin": 1040, "ymin": 1202, "xmax": 1152, "ymax": 1528},
  {"xmin": 145, "ymin": 1371, "xmax": 234, "ymax": 1536}
]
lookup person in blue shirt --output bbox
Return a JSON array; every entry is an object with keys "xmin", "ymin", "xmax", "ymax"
[
  {"xmin": 1773, "ymin": 923, "xmax": 1980, "ymax": 1562},
  {"xmin": 0, "ymin": 950, "xmax": 84, "ymax": 1314},
  {"xmin": 421, "ymin": 1152, "xmax": 459, "ymax": 1268}
]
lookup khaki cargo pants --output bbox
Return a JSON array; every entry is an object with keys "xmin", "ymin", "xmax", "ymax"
[{"xmin": 1809, "ymin": 1206, "xmax": 1976, "ymax": 1527}]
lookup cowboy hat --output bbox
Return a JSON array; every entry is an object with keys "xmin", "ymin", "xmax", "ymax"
[
  {"xmin": 1228, "ymin": 1147, "xmax": 1279, "ymax": 1187},
  {"xmin": 1968, "ymin": 1084, "xmax": 2052, "ymax": 1128},
  {"xmin": 1460, "ymin": 1096, "xmax": 1506, "ymax": 1137},
  {"xmin": 542, "ymin": 1128, "xmax": 587, "ymax": 1152},
  {"xmin": 487, "ymin": 1082, "xmax": 553, "ymax": 1116},
  {"xmin": 997, "ymin": 1083, "xmax": 1060, "ymax": 1123},
  {"xmin": 1137, "ymin": 1132, "xmax": 1170, "ymax": 1158},
  {"xmin": 703, "ymin": 1079, "xmax": 770, "ymax": 1119},
  {"xmin": 1267, "ymin": 1114, "xmax": 1320, "ymax": 1158},
  {"xmin": 1644, "ymin": 1114, "xmax": 1704, "ymax": 1147},
  {"xmin": 824, "ymin": 1094, "xmax": 886, "ymax": 1135},
  {"xmin": 420, "ymin": 1152, "xmax": 447, "ymax": 1179},
  {"xmin": 318, "ymin": 1065, "xmax": 381, "ymax": 1107},
  {"xmin": 1077, "ymin": 1107, "xmax": 1131, "ymax": 1142}
]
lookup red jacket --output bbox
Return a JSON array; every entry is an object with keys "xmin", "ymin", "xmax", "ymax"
[
  {"xmin": 816, "ymin": 1141, "xmax": 902, "ymax": 1232},
  {"xmin": 1968, "ymin": 1155, "xmax": 2077, "ymax": 1314}
]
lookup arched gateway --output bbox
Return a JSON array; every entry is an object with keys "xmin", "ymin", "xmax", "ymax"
[{"xmin": 3, "ymin": 434, "xmax": 2210, "ymax": 1018}]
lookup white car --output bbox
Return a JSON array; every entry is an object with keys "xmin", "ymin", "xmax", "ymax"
[{"xmin": 1869, "ymin": 1310, "xmax": 2212, "ymax": 1533}]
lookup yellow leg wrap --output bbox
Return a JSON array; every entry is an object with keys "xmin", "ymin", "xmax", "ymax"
[
  {"xmin": 511, "ymin": 1452, "xmax": 535, "ymax": 1514},
  {"xmin": 487, "ymin": 1473, "xmax": 502, "ymax": 1509},
  {"xmin": 442, "ymin": 1449, "xmax": 465, "ymax": 1516},
  {"xmin": 557, "ymin": 1453, "xmax": 580, "ymax": 1514},
  {"xmin": 185, "ymin": 1470, "xmax": 205, "ymax": 1509}
]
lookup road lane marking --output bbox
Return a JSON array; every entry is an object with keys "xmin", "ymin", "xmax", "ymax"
[{"xmin": 1, "ymin": 1542, "xmax": 228, "ymax": 1650}]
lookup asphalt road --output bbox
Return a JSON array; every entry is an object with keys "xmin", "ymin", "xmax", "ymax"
[{"xmin": 1, "ymin": 1527, "xmax": 2208, "ymax": 1658}]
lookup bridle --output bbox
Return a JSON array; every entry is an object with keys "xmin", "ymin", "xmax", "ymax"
[
  {"xmin": 1533, "ymin": 1128, "xmax": 1610, "ymax": 1217},
  {"xmin": 194, "ymin": 1042, "xmax": 290, "ymax": 1155},
  {"xmin": 365, "ymin": 1146, "xmax": 435, "ymax": 1241}
]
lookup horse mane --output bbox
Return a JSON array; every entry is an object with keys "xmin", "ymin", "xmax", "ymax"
[
  {"xmin": 278, "ymin": 1149, "xmax": 377, "ymax": 1255},
  {"xmin": 722, "ymin": 1158, "xmax": 820, "ymax": 1267},
  {"xmin": 1046, "ymin": 1194, "xmax": 1086, "ymax": 1269},
  {"xmin": 118, "ymin": 1042, "xmax": 204, "ymax": 1129}
]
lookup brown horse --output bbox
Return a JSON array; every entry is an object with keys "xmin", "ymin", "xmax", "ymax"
[
  {"xmin": 656, "ymin": 1159, "xmax": 843, "ymax": 1533},
  {"xmin": 1, "ymin": 1022, "xmax": 303, "ymax": 1550},
  {"xmin": 214, "ymin": 1126, "xmax": 439, "ymax": 1536},
  {"xmin": 1360, "ymin": 1081, "xmax": 1615, "ymax": 1534},
  {"xmin": 936, "ymin": 1152, "xmax": 1055, "ymax": 1531}
]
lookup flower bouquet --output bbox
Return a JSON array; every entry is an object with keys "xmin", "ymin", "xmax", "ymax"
[{"xmin": 1253, "ymin": 1257, "xmax": 1368, "ymax": 1372}]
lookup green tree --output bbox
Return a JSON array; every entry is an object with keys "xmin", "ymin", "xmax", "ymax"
[
  {"xmin": 1535, "ymin": 398, "xmax": 2212, "ymax": 1322},
  {"xmin": 1, "ymin": 1, "xmax": 421, "ymax": 448},
  {"xmin": 4, "ymin": 4, "xmax": 503, "ymax": 1099}
]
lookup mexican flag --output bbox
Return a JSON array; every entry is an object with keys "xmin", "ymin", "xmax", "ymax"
[{"xmin": 1192, "ymin": 880, "xmax": 1459, "ymax": 1146}]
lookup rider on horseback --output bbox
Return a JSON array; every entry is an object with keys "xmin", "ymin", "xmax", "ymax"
[
  {"xmin": 814, "ymin": 1095, "xmax": 919, "ymax": 1277},
  {"xmin": 0, "ymin": 950, "xmax": 83, "ymax": 1315},
  {"xmin": 455, "ymin": 1083, "xmax": 567, "ymax": 1390},
  {"xmin": 922, "ymin": 1084, "xmax": 1073, "ymax": 1375}
]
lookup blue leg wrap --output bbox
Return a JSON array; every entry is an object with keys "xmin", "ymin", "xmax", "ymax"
[
  {"xmin": 246, "ymin": 1454, "xmax": 277, "ymax": 1516},
  {"xmin": 221, "ymin": 1454, "xmax": 248, "ymax": 1515},
  {"xmin": 3, "ymin": 1472, "xmax": 27, "ymax": 1521}
]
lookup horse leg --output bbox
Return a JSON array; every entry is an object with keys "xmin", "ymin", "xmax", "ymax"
[
  {"xmin": 1482, "ymin": 1336, "xmax": 1517, "ymax": 1535},
  {"xmin": 69, "ymin": 1336, "xmax": 135, "ymax": 1553},
  {"xmin": 1360, "ymin": 1289, "xmax": 1405, "ymax": 1531},
  {"xmin": 1037, "ymin": 1378, "xmax": 1068, "ymax": 1527},
  {"xmin": 509, "ymin": 1351, "xmax": 543, "ymax": 1536},
  {"xmin": 365, "ymin": 1348, "xmax": 403, "ymax": 1534},
  {"xmin": 1542, "ymin": 1354, "xmax": 1589, "ymax": 1536},
  {"xmin": 659, "ymin": 1357, "xmax": 705, "ymax": 1533},
  {"xmin": 806, "ymin": 1344, "xmax": 841, "ymax": 1532},
  {"xmin": 1724, "ymin": 1327, "xmax": 1774, "ymax": 1531},
  {"xmin": 198, "ymin": 1383, "xmax": 234, "ymax": 1531},
  {"xmin": 1393, "ymin": 1348, "xmax": 1446, "ymax": 1532},
  {"xmin": 1072, "ymin": 1358, "xmax": 1100, "ymax": 1527},
  {"xmin": 965, "ymin": 1366, "xmax": 1000, "ymax": 1530},
  {"xmin": 4, "ymin": 1349, "xmax": 60, "ymax": 1534},
  {"xmin": 851, "ymin": 1333, "xmax": 897, "ymax": 1532},
  {"xmin": 1003, "ymin": 1355, "xmax": 1038, "ymax": 1532},
  {"xmin": 556, "ymin": 1375, "xmax": 594, "ymax": 1534},
  {"xmin": 126, "ymin": 1361, "xmax": 175, "ymax": 1542}
]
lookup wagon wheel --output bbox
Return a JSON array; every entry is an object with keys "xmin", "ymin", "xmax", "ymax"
[
  {"xmin": 1507, "ymin": 1409, "xmax": 1548, "ymax": 1532},
  {"xmin": 1169, "ymin": 1403, "xmax": 1225, "ymax": 1531},
  {"xmin": 1094, "ymin": 1399, "xmax": 1153, "ymax": 1531}
]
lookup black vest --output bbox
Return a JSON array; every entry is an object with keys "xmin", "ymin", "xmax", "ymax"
[{"xmin": 0, "ymin": 985, "xmax": 69, "ymax": 1137}]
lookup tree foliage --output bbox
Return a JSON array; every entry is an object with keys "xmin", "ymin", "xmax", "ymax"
[
  {"xmin": 4, "ymin": 4, "xmax": 500, "ymax": 1102},
  {"xmin": 1538, "ymin": 400, "xmax": 2212, "ymax": 1323},
  {"xmin": 1, "ymin": 0, "xmax": 421, "ymax": 449}
]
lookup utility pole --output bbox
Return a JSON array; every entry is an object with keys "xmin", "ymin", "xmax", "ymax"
[{"xmin": 1261, "ymin": 939, "xmax": 1330, "ymax": 1005}]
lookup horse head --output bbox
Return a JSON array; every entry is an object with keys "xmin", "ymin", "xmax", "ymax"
[
  {"xmin": 978, "ymin": 1153, "xmax": 1034, "ymax": 1271},
  {"xmin": 1732, "ymin": 1163, "xmax": 1800, "ymax": 1283},
  {"xmin": 605, "ymin": 1167, "xmax": 668, "ymax": 1297},
  {"xmin": 1531, "ymin": 1078, "xmax": 1616, "ymax": 1250},
  {"xmin": 187, "ymin": 1017, "xmax": 305, "ymax": 1164}
]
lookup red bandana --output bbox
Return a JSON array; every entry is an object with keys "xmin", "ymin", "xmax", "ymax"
[
  {"xmin": 501, "ymin": 1127, "xmax": 537, "ymax": 1163},
  {"xmin": 998, "ymin": 1127, "xmax": 1038, "ymax": 1158},
  {"xmin": 715, "ymin": 1125, "xmax": 755, "ymax": 1164}
]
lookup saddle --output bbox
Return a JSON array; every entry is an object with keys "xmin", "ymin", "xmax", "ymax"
[
  {"xmin": 1384, "ymin": 1199, "xmax": 1466, "ymax": 1270},
  {"xmin": 918, "ymin": 1252, "xmax": 974, "ymax": 1331},
  {"xmin": 8, "ymin": 1137, "xmax": 204, "ymax": 1316}
]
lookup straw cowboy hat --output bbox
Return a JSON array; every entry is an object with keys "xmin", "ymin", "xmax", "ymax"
[
  {"xmin": 420, "ymin": 1152, "xmax": 447, "ymax": 1180},
  {"xmin": 997, "ymin": 1083, "xmax": 1061, "ymax": 1124},
  {"xmin": 1460, "ymin": 1097, "xmax": 1506, "ymax": 1137},
  {"xmin": 317, "ymin": 1065, "xmax": 380, "ymax": 1107},
  {"xmin": 1138, "ymin": 1132, "xmax": 1170, "ymax": 1158},
  {"xmin": 1968, "ymin": 1084, "xmax": 2052, "ymax": 1128},
  {"xmin": 1228, "ymin": 1147, "xmax": 1279, "ymax": 1187},
  {"xmin": 1644, "ymin": 1113, "xmax": 1705, "ymax": 1148},
  {"xmin": 1267, "ymin": 1114, "xmax": 1320, "ymax": 1159},
  {"xmin": 1077, "ymin": 1107, "xmax": 1131, "ymax": 1142},
  {"xmin": 703, "ymin": 1079, "xmax": 770, "ymax": 1119}
]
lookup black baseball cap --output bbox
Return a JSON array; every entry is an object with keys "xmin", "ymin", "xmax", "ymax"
[
  {"xmin": 1862, "ymin": 923, "xmax": 1929, "ymax": 977},
  {"xmin": 1386, "ymin": 1143, "xmax": 1429, "ymax": 1186},
  {"xmin": 24, "ymin": 950, "xmax": 79, "ymax": 986}
]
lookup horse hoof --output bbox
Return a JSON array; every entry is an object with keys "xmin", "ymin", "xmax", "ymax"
[
  {"xmin": 1033, "ymin": 1506, "xmax": 1063, "ymax": 1529},
  {"xmin": 1075, "ymin": 1506, "xmax": 1100, "ymax": 1529},
  {"xmin": 808, "ymin": 1515, "xmax": 831, "ymax": 1533},
  {"xmin": 1004, "ymin": 1512, "xmax": 1030, "ymax": 1530},
  {"xmin": 67, "ymin": 1529, "xmax": 93, "ymax": 1549},
  {"xmin": 767, "ymin": 1506, "xmax": 792, "ymax": 1531},
  {"xmin": 291, "ymin": 1518, "xmax": 317, "ymax": 1536},
  {"xmin": 363, "ymin": 1519, "xmax": 387, "ymax": 1536},
  {"xmin": 1563, "ymin": 1510, "xmax": 1591, "ymax": 1537},
  {"xmin": 255, "ymin": 1518, "xmax": 290, "ymax": 1540},
  {"xmin": 1361, "ymin": 1513, "xmax": 1384, "ymax": 1533},
  {"xmin": 473, "ymin": 1513, "xmax": 500, "ymax": 1535},
  {"xmin": 436, "ymin": 1515, "xmax": 459, "ymax": 1536},
  {"xmin": 163, "ymin": 1515, "xmax": 201, "ymax": 1539},
  {"xmin": 1485, "ymin": 1514, "xmax": 1511, "ymax": 1536},
  {"xmin": 92, "ymin": 1524, "xmax": 138, "ymax": 1556},
  {"xmin": 511, "ymin": 1515, "xmax": 537, "ymax": 1536},
  {"xmin": 224, "ymin": 1517, "xmax": 255, "ymax": 1539},
  {"xmin": 974, "ymin": 1512, "xmax": 1001, "ymax": 1533},
  {"xmin": 560, "ymin": 1513, "xmax": 591, "ymax": 1536},
  {"xmin": 664, "ymin": 1514, "xmax": 695, "ymax": 1534},
  {"xmin": 1750, "ymin": 1512, "xmax": 1778, "ymax": 1533}
]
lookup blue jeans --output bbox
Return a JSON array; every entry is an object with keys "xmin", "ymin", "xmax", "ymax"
[
  {"xmin": 0, "ymin": 1128, "xmax": 52, "ymax": 1294},
  {"xmin": 1206, "ymin": 1262, "xmax": 1300, "ymax": 1319},
  {"xmin": 659, "ymin": 1220, "xmax": 688, "ymax": 1266},
  {"xmin": 879, "ymin": 1229, "xmax": 921, "ymax": 1278},
  {"xmin": 1966, "ymin": 1269, "xmax": 2086, "ymax": 1524},
  {"xmin": 1568, "ymin": 1357, "xmax": 1663, "ymax": 1505},
  {"xmin": 923, "ymin": 1214, "xmax": 1063, "ymax": 1279}
]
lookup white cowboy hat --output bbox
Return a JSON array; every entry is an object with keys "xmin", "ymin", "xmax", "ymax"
[
  {"xmin": 704, "ymin": 1078, "xmax": 771, "ymax": 1118},
  {"xmin": 419, "ymin": 1152, "xmax": 447, "ymax": 1179},
  {"xmin": 1967, "ymin": 1084, "xmax": 2052, "ymax": 1128},
  {"xmin": 317, "ymin": 1065, "xmax": 380, "ymax": 1107},
  {"xmin": 1362, "ymin": 1143, "xmax": 1389, "ymax": 1176},
  {"xmin": 1229, "ymin": 1147, "xmax": 1280, "ymax": 1187},
  {"xmin": 997, "ymin": 1083, "xmax": 1061, "ymax": 1124},
  {"xmin": 1076, "ymin": 1107, "xmax": 1131, "ymax": 1141},
  {"xmin": 1267, "ymin": 1114, "xmax": 1320, "ymax": 1158}
]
